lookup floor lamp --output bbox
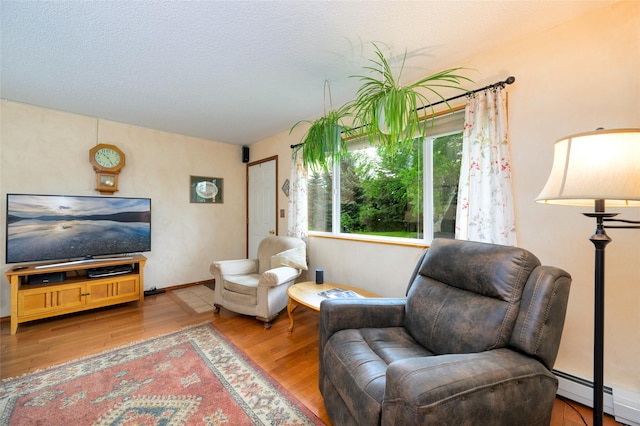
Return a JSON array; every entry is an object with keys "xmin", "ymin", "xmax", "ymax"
[{"xmin": 536, "ymin": 128, "xmax": 640, "ymax": 426}]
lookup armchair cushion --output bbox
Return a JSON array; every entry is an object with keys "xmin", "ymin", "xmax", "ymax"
[
  {"xmin": 259, "ymin": 266, "xmax": 302, "ymax": 287},
  {"xmin": 210, "ymin": 259, "xmax": 257, "ymax": 276},
  {"xmin": 219, "ymin": 266, "xmax": 302, "ymax": 299},
  {"xmin": 223, "ymin": 274, "xmax": 259, "ymax": 295},
  {"xmin": 271, "ymin": 245, "xmax": 308, "ymax": 270}
]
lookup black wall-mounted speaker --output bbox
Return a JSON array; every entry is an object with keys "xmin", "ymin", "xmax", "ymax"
[{"xmin": 242, "ymin": 146, "xmax": 250, "ymax": 163}]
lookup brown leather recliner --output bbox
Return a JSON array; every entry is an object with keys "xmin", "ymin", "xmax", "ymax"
[{"xmin": 319, "ymin": 238, "xmax": 571, "ymax": 425}]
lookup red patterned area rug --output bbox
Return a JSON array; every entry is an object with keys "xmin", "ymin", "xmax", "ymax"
[{"xmin": 0, "ymin": 323, "xmax": 324, "ymax": 425}]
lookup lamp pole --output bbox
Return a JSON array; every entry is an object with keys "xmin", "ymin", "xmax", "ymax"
[{"xmin": 584, "ymin": 201, "xmax": 615, "ymax": 426}]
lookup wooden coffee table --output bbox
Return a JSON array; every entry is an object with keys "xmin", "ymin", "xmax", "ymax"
[{"xmin": 286, "ymin": 281, "xmax": 380, "ymax": 333}]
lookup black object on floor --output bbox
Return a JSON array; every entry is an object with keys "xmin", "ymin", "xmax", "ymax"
[{"xmin": 144, "ymin": 288, "xmax": 166, "ymax": 297}]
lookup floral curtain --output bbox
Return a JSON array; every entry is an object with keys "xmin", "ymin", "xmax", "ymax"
[
  {"xmin": 455, "ymin": 87, "xmax": 517, "ymax": 245},
  {"xmin": 287, "ymin": 150, "xmax": 308, "ymax": 241}
]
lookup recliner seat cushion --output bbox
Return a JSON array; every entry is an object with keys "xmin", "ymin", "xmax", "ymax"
[{"xmin": 323, "ymin": 327, "xmax": 433, "ymax": 425}]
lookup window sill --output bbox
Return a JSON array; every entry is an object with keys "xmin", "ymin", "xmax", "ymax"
[{"xmin": 308, "ymin": 232, "xmax": 429, "ymax": 249}]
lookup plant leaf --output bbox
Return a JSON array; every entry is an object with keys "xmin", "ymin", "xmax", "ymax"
[{"xmin": 350, "ymin": 43, "xmax": 472, "ymax": 149}]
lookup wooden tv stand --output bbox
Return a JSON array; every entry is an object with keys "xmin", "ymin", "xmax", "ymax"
[{"xmin": 4, "ymin": 255, "xmax": 146, "ymax": 334}]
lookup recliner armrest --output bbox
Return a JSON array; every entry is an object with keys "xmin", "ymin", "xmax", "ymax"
[
  {"xmin": 259, "ymin": 266, "xmax": 301, "ymax": 287},
  {"xmin": 383, "ymin": 348, "xmax": 557, "ymax": 424},
  {"xmin": 210, "ymin": 259, "xmax": 258, "ymax": 276},
  {"xmin": 319, "ymin": 298, "xmax": 406, "ymax": 358}
]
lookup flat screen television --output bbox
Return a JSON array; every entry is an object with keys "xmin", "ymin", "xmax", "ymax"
[{"xmin": 5, "ymin": 194, "xmax": 151, "ymax": 265}]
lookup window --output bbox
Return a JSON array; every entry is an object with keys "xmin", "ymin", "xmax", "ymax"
[{"xmin": 307, "ymin": 110, "xmax": 464, "ymax": 244}]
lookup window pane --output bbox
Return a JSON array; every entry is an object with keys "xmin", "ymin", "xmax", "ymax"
[
  {"xmin": 308, "ymin": 166, "xmax": 333, "ymax": 232},
  {"xmin": 340, "ymin": 138, "xmax": 424, "ymax": 239},
  {"xmin": 306, "ymin": 112, "xmax": 464, "ymax": 242},
  {"xmin": 432, "ymin": 132, "xmax": 463, "ymax": 239}
]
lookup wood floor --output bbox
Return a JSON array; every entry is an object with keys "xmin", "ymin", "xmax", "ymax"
[{"xmin": 0, "ymin": 289, "xmax": 620, "ymax": 425}]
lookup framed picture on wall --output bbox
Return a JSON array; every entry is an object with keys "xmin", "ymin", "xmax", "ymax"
[{"xmin": 190, "ymin": 176, "xmax": 223, "ymax": 203}]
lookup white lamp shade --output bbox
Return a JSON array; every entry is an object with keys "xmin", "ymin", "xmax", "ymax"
[{"xmin": 536, "ymin": 129, "xmax": 640, "ymax": 207}]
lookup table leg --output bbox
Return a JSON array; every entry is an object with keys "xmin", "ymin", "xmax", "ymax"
[{"xmin": 287, "ymin": 298, "xmax": 299, "ymax": 333}]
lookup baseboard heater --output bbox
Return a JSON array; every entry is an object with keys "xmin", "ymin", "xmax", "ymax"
[{"xmin": 554, "ymin": 369, "xmax": 640, "ymax": 425}]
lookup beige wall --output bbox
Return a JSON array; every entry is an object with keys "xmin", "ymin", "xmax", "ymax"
[
  {"xmin": 251, "ymin": 2, "xmax": 640, "ymax": 393},
  {"xmin": 1, "ymin": 101, "xmax": 247, "ymax": 315}
]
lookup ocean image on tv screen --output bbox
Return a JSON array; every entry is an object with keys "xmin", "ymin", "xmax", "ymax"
[{"xmin": 6, "ymin": 195, "xmax": 151, "ymax": 264}]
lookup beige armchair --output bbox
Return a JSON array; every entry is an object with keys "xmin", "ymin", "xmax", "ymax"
[{"xmin": 210, "ymin": 236, "xmax": 307, "ymax": 329}]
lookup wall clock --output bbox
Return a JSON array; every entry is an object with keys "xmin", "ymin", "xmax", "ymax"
[{"xmin": 89, "ymin": 143, "xmax": 126, "ymax": 194}]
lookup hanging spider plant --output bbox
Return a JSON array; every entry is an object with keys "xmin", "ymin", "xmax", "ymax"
[
  {"xmin": 351, "ymin": 43, "xmax": 472, "ymax": 148},
  {"xmin": 290, "ymin": 82, "xmax": 353, "ymax": 170}
]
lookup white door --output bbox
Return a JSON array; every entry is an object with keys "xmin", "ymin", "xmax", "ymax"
[{"xmin": 247, "ymin": 157, "xmax": 277, "ymax": 259}]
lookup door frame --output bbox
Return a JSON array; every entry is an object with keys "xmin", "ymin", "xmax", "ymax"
[{"xmin": 246, "ymin": 155, "xmax": 278, "ymax": 258}]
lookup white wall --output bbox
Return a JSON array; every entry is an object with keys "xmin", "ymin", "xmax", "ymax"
[
  {"xmin": 0, "ymin": 101, "xmax": 247, "ymax": 315},
  {"xmin": 251, "ymin": 2, "xmax": 640, "ymax": 394}
]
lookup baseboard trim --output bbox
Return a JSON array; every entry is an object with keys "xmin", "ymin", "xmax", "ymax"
[
  {"xmin": 156, "ymin": 279, "xmax": 215, "ymax": 292},
  {"xmin": 554, "ymin": 369, "xmax": 640, "ymax": 426}
]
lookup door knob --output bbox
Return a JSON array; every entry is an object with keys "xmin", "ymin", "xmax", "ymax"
[{"xmin": 269, "ymin": 230, "xmax": 275, "ymax": 235}]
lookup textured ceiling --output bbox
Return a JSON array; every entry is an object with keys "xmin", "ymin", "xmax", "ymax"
[{"xmin": 1, "ymin": 1, "xmax": 614, "ymax": 146}]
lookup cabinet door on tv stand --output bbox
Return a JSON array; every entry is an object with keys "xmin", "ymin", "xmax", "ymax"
[
  {"xmin": 18, "ymin": 283, "xmax": 85, "ymax": 317},
  {"xmin": 85, "ymin": 277, "xmax": 140, "ymax": 306}
]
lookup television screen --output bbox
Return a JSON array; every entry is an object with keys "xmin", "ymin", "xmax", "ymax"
[{"xmin": 6, "ymin": 194, "xmax": 151, "ymax": 264}]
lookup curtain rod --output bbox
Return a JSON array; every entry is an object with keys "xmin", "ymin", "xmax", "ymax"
[
  {"xmin": 416, "ymin": 75, "xmax": 515, "ymax": 113},
  {"xmin": 290, "ymin": 76, "xmax": 516, "ymax": 149}
]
